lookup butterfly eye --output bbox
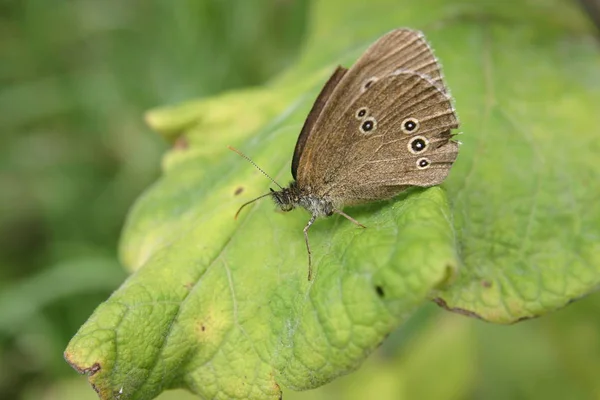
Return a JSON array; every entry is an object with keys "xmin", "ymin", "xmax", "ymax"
[
  {"xmin": 359, "ymin": 117, "xmax": 377, "ymax": 134},
  {"xmin": 416, "ymin": 157, "xmax": 431, "ymax": 170},
  {"xmin": 401, "ymin": 118, "xmax": 420, "ymax": 134},
  {"xmin": 355, "ymin": 107, "xmax": 369, "ymax": 120},
  {"xmin": 407, "ymin": 136, "xmax": 429, "ymax": 154}
]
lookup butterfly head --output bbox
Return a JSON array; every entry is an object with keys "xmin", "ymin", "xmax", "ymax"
[{"xmin": 270, "ymin": 184, "xmax": 300, "ymax": 212}]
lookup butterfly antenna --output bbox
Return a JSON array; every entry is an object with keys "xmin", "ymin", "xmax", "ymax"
[
  {"xmin": 228, "ymin": 145, "xmax": 284, "ymax": 190},
  {"xmin": 234, "ymin": 191, "xmax": 272, "ymax": 220}
]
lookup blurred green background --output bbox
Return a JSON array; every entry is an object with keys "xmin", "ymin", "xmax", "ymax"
[{"xmin": 1, "ymin": 1, "xmax": 599, "ymax": 399}]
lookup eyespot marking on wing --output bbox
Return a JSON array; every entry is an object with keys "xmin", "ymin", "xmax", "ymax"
[
  {"xmin": 355, "ymin": 107, "xmax": 369, "ymax": 120},
  {"xmin": 408, "ymin": 136, "xmax": 429, "ymax": 154},
  {"xmin": 359, "ymin": 117, "xmax": 377, "ymax": 134},
  {"xmin": 362, "ymin": 77, "xmax": 379, "ymax": 91},
  {"xmin": 416, "ymin": 157, "xmax": 431, "ymax": 169},
  {"xmin": 401, "ymin": 117, "xmax": 420, "ymax": 134}
]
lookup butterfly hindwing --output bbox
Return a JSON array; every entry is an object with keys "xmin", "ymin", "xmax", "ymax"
[{"xmin": 303, "ymin": 70, "xmax": 459, "ymax": 205}]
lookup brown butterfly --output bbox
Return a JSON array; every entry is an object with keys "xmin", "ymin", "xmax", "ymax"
[{"xmin": 232, "ymin": 28, "xmax": 460, "ymax": 280}]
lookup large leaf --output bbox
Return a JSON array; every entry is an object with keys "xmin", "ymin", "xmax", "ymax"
[{"xmin": 64, "ymin": 0, "xmax": 600, "ymax": 399}]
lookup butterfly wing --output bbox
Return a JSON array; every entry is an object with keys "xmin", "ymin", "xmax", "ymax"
[
  {"xmin": 293, "ymin": 28, "xmax": 448, "ymax": 182},
  {"xmin": 292, "ymin": 66, "xmax": 347, "ymax": 180},
  {"xmin": 315, "ymin": 70, "xmax": 459, "ymax": 205},
  {"xmin": 296, "ymin": 64, "xmax": 458, "ymax": 205},
  {"xmin": 343, "ymin": 28, "xmax": 448, "ymax": 93}
]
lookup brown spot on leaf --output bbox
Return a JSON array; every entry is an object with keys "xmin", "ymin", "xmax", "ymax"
[
  {"xmin": 481, "ymin": 280, "xmax": 492, "ymax": 288},
  {"xmin": 91, "ymin": 383, "xmax": 100, "ymax": 394},
  {"xmin": 88, "ymin": 363, "xmax": 101, "ymax": 375},
  {"xmin": 195, "ymin": 308, "xmax": 232, "ymax": 344},
  {"xmin": 173, "ymin": 136, "xmax": 189, "ymax": 150},
  {"xmin": 234, "ymin": 186, "xmax": 244, "ymax": 196},
  {"xmin": 434, "ymin": 298, "xmax": 541, "ymax": 324},
  {"xmin": 64, "ymin": 351, "xmax": 101, "ymax": 376},
  {"xmin": 433, "ymin": 297, "xmax": 483, "ymax": 320},
  {"xmin": 184, "ymin": 282, "xmax": 194, "ymax": 290},
  {"xmin": 268, "ymin": 371, "xmax": 282, "ymax": 399}
]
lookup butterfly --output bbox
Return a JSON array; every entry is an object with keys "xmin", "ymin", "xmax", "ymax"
[{"xmin": 232, "ymin": 28, "xmax": 460, "ymax": 280}]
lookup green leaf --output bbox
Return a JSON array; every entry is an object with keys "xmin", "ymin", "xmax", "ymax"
[
  {"xmin": 65, "ymin": 0, "xmax": 600, "ymax": 399},
  {"xmin": 431, "ymin": 5, "xmax": 600, "ymax": 323}
]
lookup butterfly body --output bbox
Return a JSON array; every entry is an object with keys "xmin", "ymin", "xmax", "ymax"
[
  {"xmin": 235, "ymin": 28, "xmax": 460, "ymax": 280},
  {"xmin": 271, "ymin": 182, "xmax": 335, "ymax": 217}
]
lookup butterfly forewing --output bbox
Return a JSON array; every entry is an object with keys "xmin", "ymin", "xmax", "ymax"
[
  {"xmin": 331, "ymin": 28, "xmax": 447, "ymax": 102},
  {"xmin": 291, "ymin": 66, "xmax": 348, "ymax": 180},
  {"xmin": 352, "ymin": 28, "xmax": 447, "ymax": 92}
]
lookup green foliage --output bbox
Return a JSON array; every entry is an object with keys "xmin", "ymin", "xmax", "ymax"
[
  {"xmin": 435, "ymin": 9, "xmax": 600, "ymax": 321},
  {"xmin": 0, "ymin": 1, "xmax": 307, "ymax": 399}
]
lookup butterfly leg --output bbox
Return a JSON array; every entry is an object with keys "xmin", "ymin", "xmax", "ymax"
[
  {"xmin": 334, "ymin": 209, "xmax": 366, "ymax": 229},
  {"xmin": 304, "ymin": 215, "xmax": 316, "ymax": 281}
]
